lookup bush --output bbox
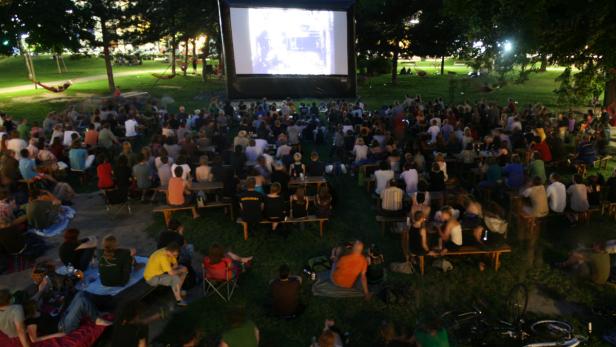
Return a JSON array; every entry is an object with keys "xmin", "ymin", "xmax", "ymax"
[{"xmin": 360, "ymin": 56, "xmax": 391, "ymax": 76}]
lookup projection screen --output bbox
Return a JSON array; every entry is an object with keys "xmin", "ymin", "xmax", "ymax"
[
  {"xmin": 219, "ymin": 0, "xmax": 357, "ymax": 99},
  {"xmin": 230, "ymin": 8, "xmax": 348, "ymax": 75}
]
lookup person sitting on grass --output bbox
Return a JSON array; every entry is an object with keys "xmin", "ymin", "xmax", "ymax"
[
  {"xmin": 555, "ymin": 242, "xmax": 610, "ymax": 285},
  {"xmin": 22, "ymin": 292, "xmax": 112, "ymax": 343},
  {"xmin": 269, "ymin": 264, "xmax": 303, "ymax": 317},
  {"xmin": 437, "ymin": 207, "xmax": 462, "ymax": 254},
  {"xmin": 203, "ymin": 243, "xmax": 252, "ymax": 282},
  {"xmin": 59, "ymin": 228, "xmax": 97, "ymax": 272},
  {"xmin": 98, "ymin": 234, "xmax": 136, "ymax": 287},
  {"xmin": 0, "ymin": 289, "xmax": 31, "ymax": 347},
  {"xmin": 167, "ymin": 166, "xmax": 192, "ymax": 206},
  {"xmin": 219, "ymin": 306, "xmax": 259, "ymax": 347},
  {"xmin": 330, "ymin": 240, "xmax": 371, "ymax": 300},
  {"xmin": 143, "ymin": 242, "xmax": 189, "ymax": 306}
]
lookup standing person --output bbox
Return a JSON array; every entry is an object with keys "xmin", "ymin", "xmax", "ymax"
[
  {"xmin": 546, "ymin": 173, "xmax": 566, "ymax": 213},
  {"xmin": 143, "ymin": 243, "xmax": 189, "ymax": 306},
  {"xmin": 0, "ymin": 289, "xmax": 30, "ymax": 347},
  {"xmin": 219, "ymin": 306, "xmax": 259, "ymax": 347}
]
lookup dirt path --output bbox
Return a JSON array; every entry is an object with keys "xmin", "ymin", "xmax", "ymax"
[{"xmin": 0, "ymin": 69, "xmax": 165, "ymax": 94}]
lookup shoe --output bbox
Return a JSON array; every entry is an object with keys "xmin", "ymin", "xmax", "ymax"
[{"xmin": 176, "ymin": 300, "xmax": 188, "ymax": 307}]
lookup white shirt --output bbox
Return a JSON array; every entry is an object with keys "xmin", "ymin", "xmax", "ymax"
[
  {"xmin": 276, "ymin": 144, "xmax": 292, "ymax": 158},
  {"xmin": 7, "ymin": 138, "xmax": 27, "ymax": 159},
  {"xmin": 63, "ymin": 130, "xmax": 79, "ymax": 147},
  {"xmin": 427, "ymin": 125, "xmax": 440, "ymax": 143},
  {"xmin": 546, "ymin": 181, "xmax": 566, "ymax": 213},
  {"xmin": 125, "ymin": 119, "xmax": 139, "ymax": 137},
  {"xmin": 352, "ymin": 144, "xmax": 368, "ymax": 162},
  {"xmin": 400, "ymin": 169, "xmax": 419, "ymax": 195},
  {"xmin": 374, "ymin": 170, "xmax": 394, "ymax": 195}
]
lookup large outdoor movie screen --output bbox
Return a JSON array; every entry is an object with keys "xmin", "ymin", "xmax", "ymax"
[{"xmin": 230, "ymin": 7, "xmax": 349, "ymax": 75}]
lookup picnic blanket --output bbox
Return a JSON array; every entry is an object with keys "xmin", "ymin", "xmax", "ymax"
[
  {"xmin": 0, "ymin": 319, "xmax": 107, "ymax": 347},
  {"xmin": 311, "ymin": 271, "xmax": 365, "ymax": 298},
  {"xmin": 30, "ymin": 206, "xmax": 76, "ymax": 237},
  {"xmin": 57, "ymin": 256, "xmax": 148, "ymax": 296}
]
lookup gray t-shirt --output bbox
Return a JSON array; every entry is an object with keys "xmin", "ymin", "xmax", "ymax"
[
  {"xmin": 0, "ymin": 305, "xmax": 25, "ymax": 338},
  {"xmin": 132, "ymin": 162, "xmax": 151, "ymax": 189}
]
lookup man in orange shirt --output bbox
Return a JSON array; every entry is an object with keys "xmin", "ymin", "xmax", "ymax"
[
  {"xmin": 167, "ymin": 166, "xmax": 191, "ymax": 206},
  {"xmin": 331, "ymin": 241, "xmax": 371, "ymax": 299}
]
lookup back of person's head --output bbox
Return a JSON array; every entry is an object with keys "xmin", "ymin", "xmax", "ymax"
[
  {"xmin": 234, "ymin": 145, "xmax": 243, "ymax": 153},
  {"xmin": 270, "ymin": 182, "xmax": 281, "ymax": 195},
  {"xmin": 532, "ymin": 176, "xmax": 542, "ymax": 186},
  {"xmin": 165, "ymin": 242, "xmax": 181, "ymax": 254},
  {"xmin": 388, "ymin": 179, "xmax": 397, "ymax": 188},
  {"xmin": 511, "ymin": 154, "xmax": 521, "ymax": 164},
  {"xmin": 117, "ymin": 155, "xmax": 128, "ymax": 167},
  {"xmin": 63, "ymin": 228, "xmax": 80, "ymax": 243},
  {"xmin": 135, "ymin": 153, "xmax": 144, "ymax": 163},
  {"xmin": 122, "ymin": 141, "xmax": 132, "ymax": 153},
  {"xmin": 208, "ymin": 243, "xmax": 225, "ymax": 264},
  {"xmin": 574, "ymin": 174, "xmax": 583, "ymax": 184},
  {"xmin": 440, "ymin": 206, "xmax": 452, "ymax": 217},
  {"xmin": 167, "ymin": 219, "xmax": 182, "ymax": 232},
  {"xmin": 245, "ymin": 177, "xmax": 256, "ymax": 190},
  {"xmin": 549, "ymin": 173, "xmax": 560, "ymax": 183},
  {"xmin": 160, "ymin": 155, "xmax": 169, "ymax": 165},
  {"xmin": 431, "ymin": 162, "xmax": 440, "ymax": 172},
  {"xmin": 352, "ymin": 240, "xmax": 364, "ymax": 254},
  {"xmin": 310, "ymin": 152, "xmax": 319, "ymax": 161},
  {"xmin": 103, "ymin": 234, "xmax": 117, "ymax": 260},
  {"xmin": 278, "ymin": 264, "xmax": 290, "ymax": 280},
  {"xmin": 416, "ymin": 192, "xmax": 426, "ymax": 204},
  {"xmin": 379, "ymin": 161, "xmax": 389, "ymax": 170},
  {"xmin": 293, "ymin": 152, "xmax": 302, "ymax": 162},
  {"xmin": 199, "ymin": 156, "xmax": 208, "ymax": 166},
  {"xmin": 174, "ymin": 165, "xmax": 184, "ymax": 177},
  {"xmin": 0, "ymin": 289, "xmax": 11, "ymax": 307},
  {"xmin": 294, "ymin": 186, "xmax": 305, "ymax": 199},
  {"xmin": 20, "ymin": 148, "xmax": 30, "ymax": 159},
  {"xmin": 533, "ymin": 152, "xmax": 541, "ymax": 161},
  {"xmin": 318, "ymin": 330, "xmax": 336, "ymax": 347}
]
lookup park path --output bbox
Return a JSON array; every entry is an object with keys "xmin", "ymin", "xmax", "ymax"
[{"xmin": 0, "ymin": 68, "xmax": 165, "ymax": 94}]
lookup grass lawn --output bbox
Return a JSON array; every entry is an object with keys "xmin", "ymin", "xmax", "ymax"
[
  {"xmin": 147, "ymin": 141, "xmax": 616, "ymax": 347},
  {"xmin": 1, "ymin": 57, "xmax": 576, "ymax": 123}
]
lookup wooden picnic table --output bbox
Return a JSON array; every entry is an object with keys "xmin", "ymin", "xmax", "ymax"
[
  {"xmin": 289, "ymin": 176, "xmax": 327, "ymax": 186},
  {"xmin": 188, "ymin": 181, "xmax": 224, "ymax": 192}
]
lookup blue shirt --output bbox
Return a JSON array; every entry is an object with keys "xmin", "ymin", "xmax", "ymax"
[
  {"xmin": 69, "ymin": 148, "xmax": 87, "ymax": 170},
  {"xmin": 19, "ymin": 158, "xmax": 37, "ymax": 180},
  {"xmin": 503, "ymin": 163, "xmax": 524, "ymax": 189}
]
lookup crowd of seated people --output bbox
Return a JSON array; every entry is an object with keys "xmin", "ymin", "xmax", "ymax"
[{"xmin": 1, "ymin": 91, "xmax": 616, "ymax": 346}]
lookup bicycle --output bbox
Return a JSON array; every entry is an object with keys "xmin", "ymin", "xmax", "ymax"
[{"xmin": 441, "ymin": 284, "xmax": 587, "ymax": 346}]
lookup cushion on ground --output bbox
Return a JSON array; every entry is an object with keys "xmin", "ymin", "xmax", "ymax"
[{"xmin": 0, "ymin": 319, "xmax": 107, "ymax": 347}]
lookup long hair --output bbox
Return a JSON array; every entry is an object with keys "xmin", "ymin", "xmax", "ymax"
[
  {"xmin": 208, "ymin": 243, "xmax": 225, "ymax": 264},
  {"xmin": 102, "ymin": 235, "xmax": 118, "ymax": 260}
]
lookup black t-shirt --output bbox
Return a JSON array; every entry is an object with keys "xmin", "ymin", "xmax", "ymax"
[
  {"xmin": 157, "ymin": 230, "xmax": 185, "ymax": 249},
  {"xmin": 0, "ymin": 225, "xmax": 26, "ymax": 255},
  {"xmin": 239, "ymin": 190, "xmax": 263, "ymax": 223},
  {"xmin": 270, "ymin": 278, "xmax": 301, "ymax": 316},
  {"xmin": 270, "ymin": 171, "xmax": 289, "ymax": 197},
  {"xmin": 98, "ymin": 248, "xmax": 133, "ymax": 287},
  {"xmin": 307, "ymin": 161, "xmax": 325, "ymax": 177},
  {"xmin": 25, "ymin": 313, "xmax": 59, "ymax": 336},
  {"xmin": 59, "ymin": 239, "xmax": 87, "ymax": 268},
  {"xmin": 264, "ymin": 196, "xmax": 285, "ymax": 219},
  {"xmin": 112, "ymin": 323, "xmax": 148, "ymax": 347}
]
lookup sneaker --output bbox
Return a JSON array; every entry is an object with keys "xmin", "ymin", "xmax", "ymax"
[{"xmin": 176, "ymin": 300, "xmax": 188, "ymax": 307}]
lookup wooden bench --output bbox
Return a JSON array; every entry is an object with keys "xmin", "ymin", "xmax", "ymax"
[
  {"xmin": 376, "ymin": 215, "xmax": 406, "ymax": 235},
  {"xmin": 594, "ymin": 155, "xmax": 612, "ymax": 170},
  {"xmin": 416, "ymin": 245, "xmax": 512, "ymax": 275},
  {"xmin": 153, "ymin": 205, "xmax": 199, "ymax": 224},
  {"xmin": 236, "ymin": 215, "xmax": 328, "ymax": 240},
  {"xmin": 198, "ymin": 201, "xmax": 234, "ymax": 221},
  {"xmin": 602, "ymin": 202, "xmax": 616, "ymax": 220}
]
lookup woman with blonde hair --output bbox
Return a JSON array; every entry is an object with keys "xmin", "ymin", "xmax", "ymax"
[{"xmin": 98, "ymin": 234, "xmax": 136, "ymax": 287}]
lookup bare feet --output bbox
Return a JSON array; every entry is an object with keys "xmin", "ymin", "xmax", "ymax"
[
  {"xmin": 95, "ymin": 317, "xmax": 113, "ymax": 326},
  {"xmin": 241, "ymin": 256, "xmax": 253, "ymax": 264}
]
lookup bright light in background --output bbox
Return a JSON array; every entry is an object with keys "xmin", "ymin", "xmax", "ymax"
[
  {"xmin": 21, "ymin": 33, "xmax": 29, "ymax": 39},
  {"xmin": 503, "ymin": 40, "xmax": 513, "ymax": 53}
]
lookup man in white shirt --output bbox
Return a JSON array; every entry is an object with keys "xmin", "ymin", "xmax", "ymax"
[
  {"xmin": 275, "ymin": 139, "xmax": 292, "ymax": 159},
  {"xmin": 400, "ymin": 163, "xmax": 419, "ymax": 195},
  {"xmin": 6, "ymin": 132, "xmax": 27, "ymax": 159},
  {"xmin": 62, "ymin": 127, "xmax": 80, "ymax": 147},
  {"xmin": 125, "ymin": 115, "xmax": 139, "ymax": 138},
  {"xmin": 373, "ymin": 161, "xmax": 394, "ymax": 195},
  {"xmin": 546, "ymin": 173, "xmax": 566, "ymax": 213},
  {"xmin": 245, "ymin": 139, "xmax": 263, "ymax": 166},
  {"xmin": 427, "ymin": 119, "xmax": 440, "ymax": 143}
]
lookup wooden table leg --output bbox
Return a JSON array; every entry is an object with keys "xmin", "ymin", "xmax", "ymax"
[
  {"xmin": 419, "ymin": 256, "xmax": 425, "ymax": 276},
  {"xmin": 191, "ymin": 207, "xmax": 199, "ymax": 219},
  {"xmin": 494, "ymin": 252, "xmax": 502, "ymax": 271},
  {"xmin": 242, "ymin": 222, "xmax": 248, "ymax": 240},
  {"xmin": 319, "ymin": 220, "xmax": 324, "ymax": 238},
  {"xmin": 163, "ymin": 211, "xmax": 171, "ymax": 225}
]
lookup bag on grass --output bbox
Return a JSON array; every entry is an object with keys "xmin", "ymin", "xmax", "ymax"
[
  {"xmin": 432, "ymin": 258, "xmax": 453, "ymax": 272},
  {"xmin": 389, "ymin": 261, "xmax": 415, "ymax": 274}
]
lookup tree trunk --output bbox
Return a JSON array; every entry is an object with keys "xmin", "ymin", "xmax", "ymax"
[
  {"xmin": 539, "ymin": 56, "xmax": 548, "ymax": 72},
  {"xmin": 55, "ymin": 54, "xmax": 62, "ymax": 74},
  {"xmin": 101, "ymin": 19, "xmax": 115, "ymax": 92},
  {"xmin": 440, "ymin": 56, "xmax": 445, "ymax": 76},
  {"xmin": 183, "ymin": 37, "xmax": 189, "ymax": 76},
  {"xmin": 192, "ymin": 38, "xmax": 197, "ymax": 74},
  {"xmin": 391, "ymin": 45, "xmax": 399, "ymax": 85},
  {"xmin": 605, "ymin": 77, "xmax": 616, "ymax": 107},
  {"xmin": 170, "ymin": 35, "xmax": 177, "ymax": 75},
  {"xmin": 202, "ymin": 40, "xmax": 209, "ymax": 82}
]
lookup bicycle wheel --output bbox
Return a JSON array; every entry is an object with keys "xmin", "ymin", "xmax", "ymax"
[
  {"xmin": 530, "ymin": 320, "xmax": 573, "ymax": 340},
  {"xmin": 506, "ymin": 283, "xmax": 529, "ymax": 324}
]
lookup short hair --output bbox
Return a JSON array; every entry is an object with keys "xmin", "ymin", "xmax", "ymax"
[
  {"xmin": 167, "ymin": 219, "xmax": 182, "ymax": 231},
  {"xmin": 174, "ymin": 165, "xmax": 184, "ymax": 177},
  {"xmin": 379, "ymin": 161, "xmax": 389, "ymax": 170},
  {"xmin": 310, "ymin": 152, "xmax": 319, "ymax": 161},
  {"xmin": 20, "ymin": 148, "xmax": 30, "ymax": 158},
  {"xmin": 270, "ymin": 182, "xmax": 281, "ymax": 194},
  {"xmin": 532, "ymin": 176, "xmax": 542, "ymax": 186},
  {"xmin": 573, "ymin": 174, "xmax": 583, "ymax": 184},
  {"xmin": 279, "ymin": 264, "xmax": 290, "ymax": 279},
  {"xmin": 0, "ymin": 289, "xmax": 11, "ymax": 306},
  {"xmin": 165, "ymin": 242, "xmax": 181, "ymax": 253},
  {"xmin": 550, "ymin": 173, "xmax": 560, "ymax": 182},
  {"xmin": 245, "ymin": 177, "xmax": 256, "ymax": 189},
  {"xmin": 64, "ymin": 228, "xmax": 80, "ymax": 243}
]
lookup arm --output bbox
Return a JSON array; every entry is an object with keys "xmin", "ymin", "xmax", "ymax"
[
  {"xmin": 138, "ymin": 338, "xmax": 147, "ymax": 347},
  {"xmin": 420, "ymin": 228, "xmax": 430, "ymax": 252},
  {"xmin": 15, "ymin": 319, "xmax": 31, "ymax": 347},
  {"xmin": 75, "ymin": 236, "xmax": 98, "ymax": 250},
  {"xmin": 27, "ymin": 324, "xmax": 66, "ymax": 342}
]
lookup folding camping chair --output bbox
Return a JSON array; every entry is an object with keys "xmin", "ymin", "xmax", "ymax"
[
  {"xmin": 102, "ymin": 188, "xmax": 132, "ymax": 218},
  {"xmin": 202, "ymin": 260, "xmax": 238, "ymax": 302}
]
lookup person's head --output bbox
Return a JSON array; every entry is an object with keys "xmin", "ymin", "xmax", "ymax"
[
  {"xmin": 63, "ymin": 228, "xmax": 80, "ymax": 243},
  {"xmin": 431, "ymin": 162, "xmax": 441, "ymax": 172},
  {"xmin": 549, "ymin": 173, "xmax": 560, "ymax": 183},
  {"xmin": 245, "ymin": 177, "xmax": 256, "ymax": 190},
  {"xmin": 167, "ymin": 219, "xmax": 183, "ymax": 233},
  {"xmin": 511, "ymin": 154, "xmax": 521, "ymax": 164},
  {"xmin": 573, "ymin": 174, "xmax": 583, "ymax": 184},
  {"xmin": 160, "ymin": 155, "xmax": 169, "ymax": 165},
  {"xmin": 294, "ymin": 186, "xmax": 305, "ymax": 199},
  {"xmin": 379, "ymin": 161, "xmax": 389, "ymax": 171},
  {"xmin": 102, "ymin": 234, "xmax": 118, "ymax": 259},
  {"xmin": 533, "ymin": 152, "xmax": 542, "ymax": 161},
  {"xmin": 270, "ymin": 182, "xmax": 281, "ymax": 195},
  {"xmin": 174, "ymin": 165, "xmax": 184, "ymax": 178},
  {"xmin": 293, "ymin": 152, "xmax": 302, "ymax": 163},
  {"xmin": 165, "ymin": 242, "xmax": 181, "ymax": 258},
  {"xmin": 440, "ymin": 207, "xmax": 452, "ymax": 221},
  {"xmin": 122, "ymin": 141, "xmax": 132, "ymax": 154},
  {"xmin": 416, "ymin": 192, "xmax": 426, "ymax": 204},
  {"xmin": 135, "ymin": 153, "xmax": 145, "ymax": 164},
  {"xmin": 278, "ymin": 264, "xmax": 290, "ymax": 280},
  {"xmin": 208, "ymin": 243, "xmax": 225, "ymax": 264},
  {"xmin": 117, "ymin": 154, "xmax": 128, "ymax": 167},
  {"xmin": 0, "ymin": 289, "xmax": 11, "ymax": 307},
  {"xmin": 199, "ymin": 156, "xmax": 208, "ymax": 166},
  {"xmin": 388, "ymin": 178, "xmax": 397, "ymax": 188},
  {"xmin": 352, "ymin": 240, "xmax": 364, "ymax": 254},
  {"xmin": 310, "ymin": 151, "xmax": 319, "ymax": 162},
  {"xmin": 532, "ymin": 176, "xmax": 542, "ymax": 186}
]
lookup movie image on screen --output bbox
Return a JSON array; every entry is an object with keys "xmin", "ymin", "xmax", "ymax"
[{"xmin": 230, "ymin": 7, "xmax": 348, "ymax": 75}]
